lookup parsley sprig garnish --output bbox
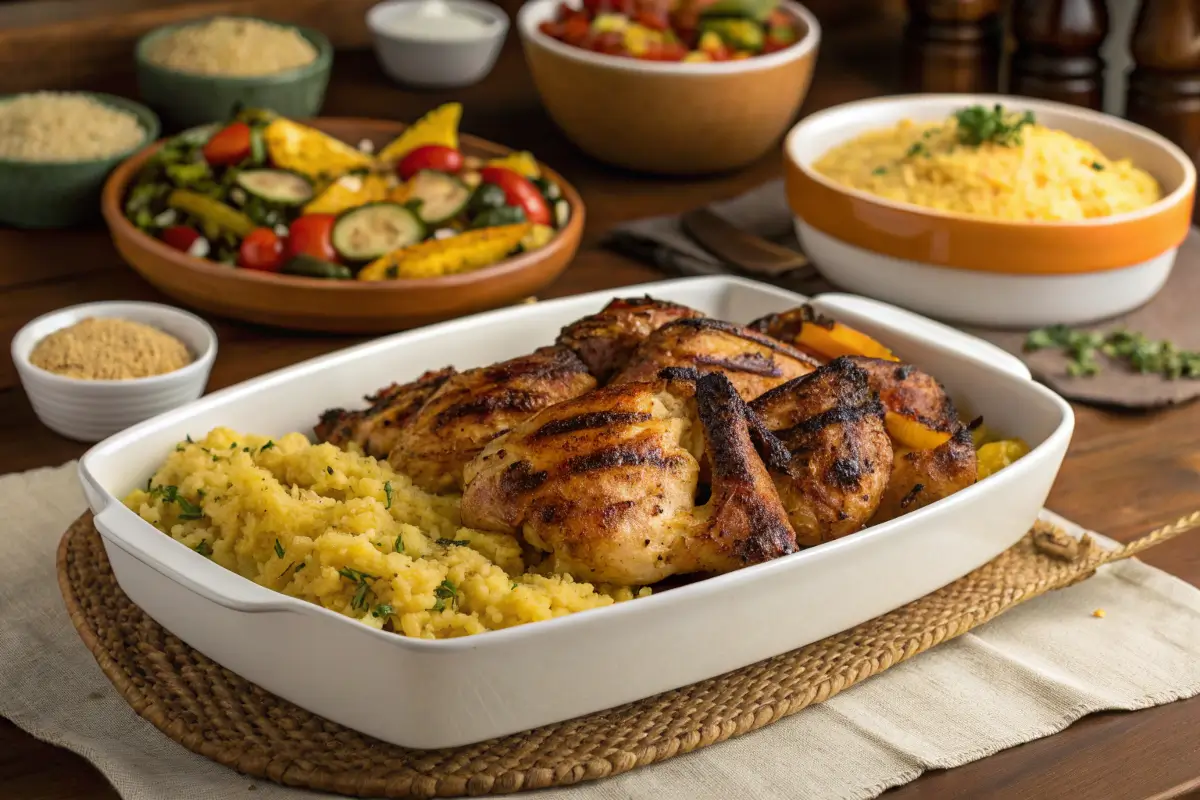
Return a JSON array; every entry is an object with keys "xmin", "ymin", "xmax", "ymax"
[
  {"xmin": 954, "ymin": 104, "xmax": 1035, "ymax": 147},
  {"xmin": 432, "ymin": 580, "xmax": 458, "ymax": 612},
  {"xmin": 338, "ymin": 566, "xmax": 378, "ymax": 611},
  {"xmin": 435, "ymin": 538, "xmax": 470, "ymax": 547},
  {"xmin": 149, "ymin": 484, "xmax": 204, "ymax": 520},
  {"xmin": 1025, "ymin": 325, "xmax": 1200, "ymax": 379},
  {"xmin": 383, "ymin": 481, "xmax": 394, "ymax": 509}
]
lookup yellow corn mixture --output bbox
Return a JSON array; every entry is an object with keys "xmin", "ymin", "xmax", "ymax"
[
  {"xmin": 814, "ymin": 118, "xmax": 1162, "ymax": 221},
  {"xmin": 124, "ymin": 428, "xmax": 647, "ymax": 640}
]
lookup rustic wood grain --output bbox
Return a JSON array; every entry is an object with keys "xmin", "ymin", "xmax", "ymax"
[{"xmin": 2, "ymin": 2, "xmax": 1200, "ymax": 799}]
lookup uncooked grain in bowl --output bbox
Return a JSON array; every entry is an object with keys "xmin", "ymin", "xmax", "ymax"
[
  {"xmin": 144, "ymin": 16, "xmax": 318, "ymax": 77},
  {"xmin": 29, "ymin": 317, "xmax": 193, "ymax": 380},
  {"xmin": 0, "ymin": 93, "xmax": 145, "ymax": 162}
]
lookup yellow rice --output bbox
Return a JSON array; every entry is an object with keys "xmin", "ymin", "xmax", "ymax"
[
  {"xmin": 145, "ymin": 17, "xmax": 318, "ymax": 77},
  {"xmin": 813, "ymin": 117, "xmax": 1162, "ymax": 222},
  {"xmin": 124, "ymin": 428, "xmax": 647, "ymax": 640}
]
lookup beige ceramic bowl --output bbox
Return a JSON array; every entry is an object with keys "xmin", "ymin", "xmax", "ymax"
[{"xmin": 517, "ymin": 0, "xmax": 820, "ymax": 175}]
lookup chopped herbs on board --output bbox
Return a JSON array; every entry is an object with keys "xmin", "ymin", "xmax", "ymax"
[{"xmin": 1025, "ymin": 325, "xmax": 1200, "ymax": 379}]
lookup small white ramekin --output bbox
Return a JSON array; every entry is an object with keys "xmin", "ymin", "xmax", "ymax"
[
  {"xmin": 367, "ymin": 0, "xmax": 509, "ymax": 88},
  {"xmin": 12, "ymin": 301, "xmax": 217, "ymax": 443}
]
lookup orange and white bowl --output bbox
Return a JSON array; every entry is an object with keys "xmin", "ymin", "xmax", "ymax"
[{"xmin": 783, "ymin": 94, "xmax": 1196, "ymax": 328}]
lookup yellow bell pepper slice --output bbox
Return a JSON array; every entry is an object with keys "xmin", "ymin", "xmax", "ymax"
[
  {"xmin": 884, "ymin": 412, "xmax": 952, "ymax": 451},
  {"xmin": 377, "ymin": 103, "xmax": 462, "ymax": 164},
  {"xmin": 263, "ymin": 119, "xmax": 373, "ymax": 180},
  {"xmin": 303, "ymin": 173, "xmax": 391, "ymax": 216},
  {"xmin": 797, "ymin": 320, "xmax": 898, "ymax": 362},
  {"xmin": 976, "ymin": 439, "xmax": 1031, "ymax": 479},
  {"xmin": 358, "ymin": 223, "xmax": 531, "ymax": 280},
  {"xmin": 485, "ymin": 151, "xmax": 541, "ymax": 179}
]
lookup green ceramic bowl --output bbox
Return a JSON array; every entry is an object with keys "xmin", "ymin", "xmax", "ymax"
[
  {"xmin": 0, "ymin": 93, "xmax": 160, "ymax": 229},
  {"xmin": 135, "ymin": 17, "xmax": 333, "ymax": 130}
]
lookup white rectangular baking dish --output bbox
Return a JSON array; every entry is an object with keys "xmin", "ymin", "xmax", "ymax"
[{"xmin": 78, "ymin": 276, "xmax": 1074, "ymax": 749}]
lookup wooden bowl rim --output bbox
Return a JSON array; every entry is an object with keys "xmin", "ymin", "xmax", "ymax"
[{"xmin": 100, "ymin": 117, "xmax": 586, "ymax": 293}]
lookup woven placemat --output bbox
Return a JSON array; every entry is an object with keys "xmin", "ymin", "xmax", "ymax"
[{"xmin": 57, "ymin": 511, "xmax": 1200, "ymax": 799}]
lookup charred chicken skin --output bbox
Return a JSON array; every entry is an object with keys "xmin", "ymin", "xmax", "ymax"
[
  {"xmin": 315, "ymin": 367, "xmax": 457, "ymax": 460},
  {"xmin": 460, "ymin": 370, "xmax": 797, "ymax": 585},
  {"xmin": 612, "ymin": 317, "xmax": 819, "ymax": 401},
  {"xmin": 555, "ymin": 295, "xmax": 704, "ymax": 382},
  {"xmin": 846, "ymin": 357, "xmax": 977, "ymax": 523},
  {"xmin": 750, "ymin": 358, "xmax": 892, "ymax": 546},
  {"xmin": 387, "ymin": 346, "xmax": 597, "ymax": 494}
]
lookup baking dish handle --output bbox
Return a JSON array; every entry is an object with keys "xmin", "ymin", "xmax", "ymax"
[
  {"xmin": 809, "ymin": 293, "xmax": 1032, "ymax": 381},
  {"xmin": 92, "ymin": 504, "xmax": 292, "ymax": 613}
]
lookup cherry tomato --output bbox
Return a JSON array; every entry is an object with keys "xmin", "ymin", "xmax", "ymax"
[
  {"xmin": 478, "ymin": 167, "xmax": 552, "ymax": 226},
  {"xmin": 592, "ymin": 31, "xmax": 627, "ymax": 55},
  {"xmin": 633, "ymin": 10, "xmax": 668, "ymax": 31},
  {"xmin": 396, "ymin": 145, "xmax": 464, "ymax": 180},
  {"xmin": 202, "ymin": 122, "xmax": 253, "ymax": 166},
  {"xmin": 238, "ymin": 227, "xmax": 286, "ymax": 272},
  {"xmin": 286, "ymin": 214, "xmax": 339, "ymax": 262},
  {"xmin": 562, "ymin": 13, "xmax": 591, "ymax": 45},
  {"xmin": 161, "ymin": 225, "xmax": 202, "ymax": 253}
]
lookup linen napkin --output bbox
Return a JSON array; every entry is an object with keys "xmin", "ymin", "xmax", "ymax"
[
  {"xmin": 3, "ymin": 463, "xmax": 1200, "ymax": 800},
  {"xmin": 610, "ymin": 180, "xmax": 1200, "ymax": 409}
]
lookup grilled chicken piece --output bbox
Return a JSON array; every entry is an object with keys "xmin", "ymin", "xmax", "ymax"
[
  {"xmin": 388, "ymin": 346, "xmax": 597, "ymax": 494},
  {"xmin": 460, "ymin": 370, "xmax": 797, "ymax": 585},
  {"xmin": 846, "ymin": 357, "xmax": 977, "ymax": 522},
  {"xmin": 750, "ymin": 358, "xmax": 892, "ymax": 546},
  {"xmin": 315, "ymin": 368, "xmax": 457, "ymax": 459},
  {"xmin": 555, "ymin": 295, "xmax": 704, "ymax": 382},
  {"xmin": 612, "ymin": 318, "xmax": 818, "ymax": 401}
]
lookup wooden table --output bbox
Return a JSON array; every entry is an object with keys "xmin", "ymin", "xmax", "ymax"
[{"xmin": 3, "ymin": 9, "xmax": 1200, "ymax": 800}]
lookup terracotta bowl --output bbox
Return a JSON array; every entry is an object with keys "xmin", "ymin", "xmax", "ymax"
[
  {"xmin": 100, "ymin": 118, "xmax": 585, "ymax": 334},
  {"xmin": 783, "ymin": 94, "xmax": 1197, "ymax": 328},
  {"xmin": 516, "ymin": 0, "xmax": 821, "ymax": 176}
]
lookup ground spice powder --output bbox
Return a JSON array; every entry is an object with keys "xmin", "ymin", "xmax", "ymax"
[{"xmin": 29, "ymin": 317, "xmax": 192, "ymax": 380}]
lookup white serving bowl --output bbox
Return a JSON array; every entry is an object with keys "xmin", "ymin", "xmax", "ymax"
[
  {"xmin": 12, "ymin": 301, "xmax": 217, "ymax": 443},
  {"xmin": 367, "ymin": 0, "xmax": 509, "ymax": 88},
  {"xmin": 783, "ymin": 94, "xmax": 1197, "ymax": 328}
]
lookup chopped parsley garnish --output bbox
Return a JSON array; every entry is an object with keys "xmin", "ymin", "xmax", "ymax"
[
  {"xmin": 274, "ymin": 539, "xmax": 285, "ymax": 559},
  {"xmin": 371, "ymin": 604, "xmax": 394, "ymax": 619},
  {"xmin": 1025, "ymin": 325, "xmax": 1200, "ymax": 380},
  {"xmin": 953, "ymin": 104, "xmax": 1035, "ymax": 147},
  {"xmin": 186, "ymin": 434, "xmax": 194, "ymax": 443},
  {"xmin": 212, "ymin": 455, "xmax": 220, "ymax": 462},
  {"xmin": 510, "ymin": 581, "xmax": 518, "ymax": 591},
  {"xmin": 175, "ymin": 444, "xmax": 186, "ymax": 452},
  {"xmin": 150, "ymin": 484, "xmax": 203, "ymax": 520},
  {"xmin": 260, "ymin": 440, "xmax": 275, "ymax": 452},
  {"xmin": 432, "ymin": 580, "xmax": 458, "ymax": 612},
  {"xmin": 436, "ymin": 538, "xmax": 470, "ymax": 547},
  {"xmin": 294, "ymin": 563, "xmax": 307, "ymax": 573},
  {"xmin": 1091, "ymin": 161, "xmax": 1105, "ymax": 171},
  {"xmin": 352, "ymin": 582, "xmax": 371, "ymax": 610},
  {"xmin": 242, "ymin": 447, "xmax": 251, "ymax": 453},
  {"xmin": 194, "ymin": 541, "xmax": 212, "ymax": 557},
  {"xmin": 383, "ymin": 480, "xmax": 394, "ymax": 509},
  {"xmin": 394, "ymin": 533, "xmax": 405, "ymax": 553},
  {"xmin": 871, "ymin": 166, "xmax": 887, "ymax": 176},
  {"xmin": 326, "ymin": 466, "xmax": 334, "ymax": 475},
  {"xmin": 338, "ymin": 566, "xmax": 377, "ymax": 611},
  {"xmin": 230, "ymin": 442, "xmax": 237, "ymax": 449},
  {"xmin": 905, "ymin": 141, "xmax": 929, "ymax": 158}
]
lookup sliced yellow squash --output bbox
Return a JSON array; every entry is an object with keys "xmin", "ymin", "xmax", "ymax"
[
  {"xmin": 303, "ymin": 173, "xmax": 392, "ymax": 215},
  {"xmin": 977, "ymin": 439, "xmax": 1031, "ymax": 479},
  {"xmin": 376, "ymin": 103, "xmax": 462, "ymax": 163},
  {"xmin": 485, "ymin": 151, "xmax": 541, "ymax": 179},
  {"xmin": 358, "ymin": 223, "xmax": 531, "ymax": 280},
  {"xmin": 263, "ymin": 119, "xmax": 373, "ymax": 180}
]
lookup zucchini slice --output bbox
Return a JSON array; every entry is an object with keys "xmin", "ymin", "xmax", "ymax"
[
  {"xmin": 332, "ymin": 202, "xmax": 425, "ymax": 261},
  {"xmin": 235, "ymin": 169, "xmax": 313, "ymax": 206},
  {"xmin": 407, "ymin": 169, "xmax": 471, "ymax": 225}
]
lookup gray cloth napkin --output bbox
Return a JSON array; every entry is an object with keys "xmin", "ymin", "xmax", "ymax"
[
  {"xmin": 4, "ymin": 463, "xmax": 1200, "ymax": 800},
  {"xmin": 612, "ymin": 180, "xmax": 1200, "ymax": 408}
]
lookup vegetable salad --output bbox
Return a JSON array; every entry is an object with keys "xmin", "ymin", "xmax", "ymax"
[
  {"xmin": 538, "ymin": 0, "xmax": 800, "ymax": 62},
  {"xmin": 123, "ymin": 103, "xmax": 571, "ymax": 281}
]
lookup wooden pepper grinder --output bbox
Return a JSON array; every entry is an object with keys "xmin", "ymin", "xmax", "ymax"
[
  {"xmin": 1126, "ymin": 0, "xmax": 1200, "ymax": 221},
  {"xmin": 902, "ymin": 0, "xmax": 1004, "ymax": 94},
  {"xmin": 1008, "ymin": 0, "xmax": 1109, "ymax": 109}
]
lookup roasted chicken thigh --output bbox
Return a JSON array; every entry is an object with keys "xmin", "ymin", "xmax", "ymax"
[
  {"xmin": 460, "ymin": 370, "xmax": 797, "ymax": 585},
  {"xmin": 315, "ymin": 367, "xmax": 457, "ymax": 460},
  {"xmin": 612, "ymin": 318, "xmax": 818, "ymax": 401},
  {"xmin": 556, "ymin": 295, "xmax": 703, "ymax": 382}
]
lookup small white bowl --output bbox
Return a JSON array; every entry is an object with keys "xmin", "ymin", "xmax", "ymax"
[
  {"xmin": 366, "ymin": 0, "xmax": 509, "ymax": 88},
  {"xmin": 12, "ymin": 301, "xmax": 217, "ymax": 443}
]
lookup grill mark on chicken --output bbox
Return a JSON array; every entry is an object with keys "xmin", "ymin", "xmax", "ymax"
[
  {"xmin": 530, "ymin": 411, "xmax": 652, "ymax": 440},
  {"xmin": 313, "ymin": 367, "xmax": 457, "ymax": 458},
  {"xmin": 693, "ymin": 351, "xmax": 783, "ymax": 377},
  {"xmin": 774, "ymin": 397, "xmax": 885, "ymax": 440},
  {"xmin": 564, "ymin": 444, "xmax": 678, "ymax": 475},
  {"xmin": 434, "ymin": 389, "xmax": 542, "ymax": 427},
  {"xmin": 500, "ymin": 461, "xmax": 548, "ymax": 495},
  {"xmin": 666, "ymin": 317, "xmax": 819, "ymax": 362}
]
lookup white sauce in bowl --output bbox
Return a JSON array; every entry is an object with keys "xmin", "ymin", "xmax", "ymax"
[{"xmin": 374, "ymin": 0, "xmax": 497, "ymax": 40}]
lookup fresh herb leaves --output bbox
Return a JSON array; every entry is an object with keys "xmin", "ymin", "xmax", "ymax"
[
  {"xmin": 432, "ymin": 580, "xmax": 458, "ymax": 612},
  {"xmin": 260, "ymin": 440, "xmax": 275, "ymax": 452},
  {"xmin": 194, "ymin": 541, "xmax": 212, "ymax": 557},
  {"xmin": 371, "ymin": 604, "xmax": 394, "ymax": 619},
  {"xmin": 383, "ymin": 481, "xmax": 394, "ymax": 509},
  {"xmin": 394, "ymin": 533, "xmax": 405, "ymax": 553},
  {"xmin": 905, "ymin": 141, "xmax": 930, "ymax": 158},
  {"xmin": 954, "ymin": 104, "xmax": 1035, "ymax": 147},
  {"xmin": 274, "ymin": 538, "xmax": 285, "ymax": 559},
  {"xmin": 435, "ymin": 538, "xmax": 470, "ymax": 547},
  {"xmin": 1025, "ymin": 325, "xmax": 1200, "ymax": 380},
  {"xmin": 338, "ymin": 567, "xmax": 378, "ymax": 612},
  {"xmin": 871, "ymin": 166, "xmax": 887, "ymax": 176},
  {"xmin": 1091, "ymin": 161, "xmax": 1105, "ymax": 171},
  {"xmin": 150, "ymin": 484, "xmax": 204, "ymax": 520}
]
